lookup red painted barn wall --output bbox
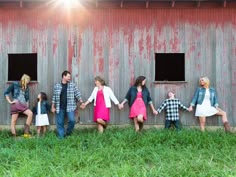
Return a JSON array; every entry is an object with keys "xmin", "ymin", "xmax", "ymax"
[{"xmin": 0, "ymin": 8, "xmax": 236, "ymax": 126}]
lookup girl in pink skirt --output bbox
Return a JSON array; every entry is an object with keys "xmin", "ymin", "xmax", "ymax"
[
  {"xmin": 81, "ymin": 76, "xmax": 121, "ymax": 133},
  {"xmin": 120, "ymin": 76, "xmax": 158, "ymax": 132}
]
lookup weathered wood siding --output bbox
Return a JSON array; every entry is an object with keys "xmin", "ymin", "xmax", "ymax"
[{"xmin": 0, "ymin": 8, "xmax": 236, "ymax": 126}]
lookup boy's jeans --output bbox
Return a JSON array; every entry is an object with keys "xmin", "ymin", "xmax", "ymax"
[
  {"xmin": 56, "ymin": 109, "xmax": 75, "ymax": 138},
  {"xmin": 165, "ymin": 120, "xmax": 180, "ymax": 130}
]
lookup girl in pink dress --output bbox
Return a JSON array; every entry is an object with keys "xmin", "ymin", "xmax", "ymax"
[
  {"xmin": 120, "ymin": 76, "xmax": 158, "ymax": 132},
  {"xmin": 81, "ymin": 76, "xmax": 120, "ymax": 133}
]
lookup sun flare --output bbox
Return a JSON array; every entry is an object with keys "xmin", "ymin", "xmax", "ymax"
[{"xmin": 57, "ymin": 0, "xmax": 81, "ymax": 9}]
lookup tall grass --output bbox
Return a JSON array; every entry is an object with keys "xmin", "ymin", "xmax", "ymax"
[{"xmin": 0, "ymin": 127, "xmax": 235, "ymax": 177}]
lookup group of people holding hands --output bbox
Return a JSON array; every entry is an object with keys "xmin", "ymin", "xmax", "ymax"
[{"xmin": 4, "ymin": 71, "xmax": 232, "ymax": 138}]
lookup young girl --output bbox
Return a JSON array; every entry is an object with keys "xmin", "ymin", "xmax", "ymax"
[
  {"xmin": 33, "ymin": 92, "xmax": 50, "ymax": 136},
  {"xmin": 81, "ymin": 76, "xmax": 120, "ymax": 133}
]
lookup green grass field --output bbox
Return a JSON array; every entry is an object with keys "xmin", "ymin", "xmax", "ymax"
[{"xmin": 0, "ymin": 127, "xmax": 236, "ymax": 177}]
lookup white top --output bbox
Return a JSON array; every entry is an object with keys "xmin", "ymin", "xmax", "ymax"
[
  {"xmin": 35, "ymin": 102, "xmax": 49, "ymax": 126},
  {"xmin": 195, "ymin": 89, "xmax": 219, "ymax": 117},
  {"xmin": 88, "ymin": 86, "xmax": 119, "ymax": 108},
  {"xmin": 37, "ymin": 102, "xmax": 41, "ymax": 115}
]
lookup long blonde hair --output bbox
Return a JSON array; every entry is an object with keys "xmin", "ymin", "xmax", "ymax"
[
  {"xmin": 199, "ymin": 76, "xmax": 210, "ymax": 88},
  {"xmin": 20, "ymin": 74, "xmax": 31, "ymax": 90}
]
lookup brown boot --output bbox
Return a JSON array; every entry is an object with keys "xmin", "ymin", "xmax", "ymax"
[
  {"xmin": 23, "ymin": 124, "xmax": 32, "ymax": 138},
  {"xmin": 223, "ymin": 122, "xmax": 231, "ymax": 133},
  {"xmin": 24, "ymin": 124, "xmax": 31, "ymax": 134}
]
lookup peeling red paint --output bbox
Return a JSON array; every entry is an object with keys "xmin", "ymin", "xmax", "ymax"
[
  {"xmin": 53, "ymin": 37, "xmax": 58, "ymax": 56},
  {"xmin": 32, "ymin": 38, "xmax": 37, "ymax": 53},
  {"xmin": 196, "ymin": 63, "xmax": 201, "ymax": 71},
  {"xmin": 68, "ymin": 39, "xmax": 73, "ymax": 72},
  {"xmin": 98, "ymin": 58, "xmax": 104, "ymax": 73}
]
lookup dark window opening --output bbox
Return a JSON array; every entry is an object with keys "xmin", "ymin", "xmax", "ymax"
[
  {"xmin": 155, "ymin": 53, "xmax": 185, "ymax": 81},
  {"xmin": 8, "ymin": 53, "xmax": 37, "ymax": 81}
]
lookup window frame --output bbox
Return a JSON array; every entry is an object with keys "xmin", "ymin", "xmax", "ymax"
[
  {"xmin": 154, "ymin": 53, "xmax": 186, "ymax": 83},
  {"xmin": 7, "ymin": 53, "xmax": 38, "ymax": 82}
]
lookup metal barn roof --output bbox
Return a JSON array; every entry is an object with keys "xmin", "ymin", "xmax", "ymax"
[{"xmin": 0, "ymin": 0, "xmax": 235, "ymax": 9}]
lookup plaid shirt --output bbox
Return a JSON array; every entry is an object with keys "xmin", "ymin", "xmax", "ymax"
[
  {"xmin": 52, "ymin": 82, "xmax": 82, "ymax": 113},
  {"xmin": 157, "ymin": 98, "xmax": 188, "ymax": 120}
]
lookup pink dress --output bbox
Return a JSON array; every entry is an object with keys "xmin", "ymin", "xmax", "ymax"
[
  {"xmin": 94, "ymin": 90, "xmax": 110, "ymax": 122},
  {"xmin": 129, "ymin": 92, "xmax": 147, "ymax": 120}
]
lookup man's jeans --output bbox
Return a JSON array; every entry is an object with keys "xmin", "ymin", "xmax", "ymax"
[{"xmin": 56, "ymin": 110, "xmax": 75, "ymax": 138}]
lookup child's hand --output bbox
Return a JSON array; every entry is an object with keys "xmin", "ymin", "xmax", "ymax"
[
  {"xmin": 153, "ymin": 110, "xmax": 158, "ymax": 115},
  {"xmin": 188, "ymin": 106, "xmax": 193, "ymax": 112}
]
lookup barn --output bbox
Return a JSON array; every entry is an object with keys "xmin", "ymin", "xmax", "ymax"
[{"xmin": 0, "ymin": 0, "xmax": 236, "ymax": 128}]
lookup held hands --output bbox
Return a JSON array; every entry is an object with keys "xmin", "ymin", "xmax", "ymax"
[
  {"xmin": 51, "ymin": 107, "xmax": 56, "ymax": 113},
  {"xmin": 153, "ymin": 110, "xmax": 158, "ymax": 115},
  {"xmin": 188, "ymin": 106, "xmax": 193, "ymax": 112},
  {"xmin": 80, "ymin": 103, "xmax": 86, "ymax": 109},
  {"xmin": 118, "ymin": 103, "xmax": 124, "ymax": 110}
]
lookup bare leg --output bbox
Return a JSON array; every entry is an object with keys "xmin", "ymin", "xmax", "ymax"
[
  {"xmin": 215, "ymin": 108, "xmax": 228, "ymax": 123},
  {"xmin": 97, "ymin": 118, "xmax": 106, "ymax": 126},
  {"xmin": 42, "ymin": 126, "xmax": 47, "ymax": 135},
  {"xmin": 37, "ymin": 126, "xmax": 41, "ymax": 136},
  {"xmin": 137, "ymin": 114, "xmax": 144, "ymax": 131},
  {"xmin": 97, "ymin": 124, "xmax": 104, "ymax": 133},
  {"xmin": 97, "ymin": 119, "xmax": 106, "ymax": 133},
  {"xmin": 133, "ymin": 117, "xmax": 139, "ymax": 132},
  {"xmin": 23, "ymin": 109, "xmax": 33, "ymax": 126},
  {"xmin": 215, "ymin": 108, "xmax": 231, "ymax": 132},
  {"xmin": 23, "ymin": 109, "xmax": 33, "ymax": 135},
  {"xmin": 199, "ymin": 117, "xmax": 206, "ymax": 131},
  {"xmin": 11, "ymin": 114, "xmax": 19, "ymax": 136},
  {"xmin": 137, "ymin": 114, "xmax": 144, "ymax": 123}
]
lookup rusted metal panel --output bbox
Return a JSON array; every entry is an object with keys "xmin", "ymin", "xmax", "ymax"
[{"xmin": 0, "ymin": 8, "xmax": 236, "ymax": 127}]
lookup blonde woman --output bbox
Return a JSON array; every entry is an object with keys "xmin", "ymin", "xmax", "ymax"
[
  {"xmin": 4, "ymin": 74, "xmax": 33, "ymax": 137},
  {"xmin": 189, "ymin": 77, "xmax": 231, "ymax": 132},
  {"xmin": 81, "ymin": 76, "xmax": 120, "ymax": 133}
]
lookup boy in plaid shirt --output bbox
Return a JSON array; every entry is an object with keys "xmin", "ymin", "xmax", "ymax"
[{"xmin": 157, "ymin": 91, "xmax": 190, "ymax": 130}]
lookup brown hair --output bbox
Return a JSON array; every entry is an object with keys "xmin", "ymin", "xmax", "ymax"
[
  {"xmin": 61, "ymin": 70, "xmax": 71, "ymax": 78},
  {"xmin": 36, "ymin": 92, "xmax": 48, "ymax": 106},
  {"xmin": 94, "ymin": 76, "xmax": 106, "ymax": 86},
  {"xmin": 40, "ymin": 92, "xmax": 48, "ymax": 101},
  {"xmin": 134, "ymin": 76, "xmax": 146, "ymax": 89}
]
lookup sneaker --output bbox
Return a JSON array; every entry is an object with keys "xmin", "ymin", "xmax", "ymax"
[{"xmin": 22, "ymin": 133, "xmax": 32, "ymax": 138}]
